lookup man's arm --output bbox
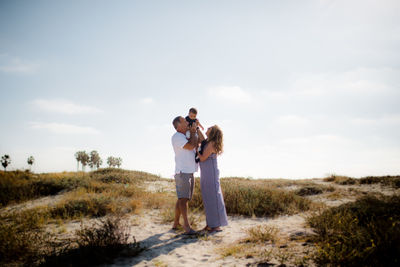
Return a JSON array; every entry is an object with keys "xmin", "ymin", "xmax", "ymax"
[
  {"xmin": 182, "ymin": 123, "xmax": 198, "ymax": 150},
  {"xmin": 197, "ymin": 127, "xmax": 205, "ymax": 143}
]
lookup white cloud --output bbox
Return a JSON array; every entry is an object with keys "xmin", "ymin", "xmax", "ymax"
[
  {"xmin": 0, "ymin": 55, "xmax": 39, "ymax": 73},
  {"xmin": 32, "ymin": 99, "xmax": 102, "ymax": 115},
  {"xmin": 140, "ymin": 97, "xmax": 155, "ymax": 104},
  {"xmin": 207, "ymin": 86, "xmax": 253, "ymax": 103},
  {"xmin": 30, "ymin": 122, "xmax": 100, "ymax": 135}
]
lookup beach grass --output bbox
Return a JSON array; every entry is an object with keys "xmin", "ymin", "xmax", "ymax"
[{"xmin": 190, "ymin": 177, "xmax": 313, "ymax": 217}]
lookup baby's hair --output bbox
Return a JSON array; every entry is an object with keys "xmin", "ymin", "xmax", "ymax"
[{"xmin": 189, "ymin": 107, "xmax": 198, "ymax": 114}]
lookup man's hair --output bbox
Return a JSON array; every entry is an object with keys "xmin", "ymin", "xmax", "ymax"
[
  {"xmin": 189, "ymin": 107, "xmax": 197, "ymax": 114},
  {"xmin": 172, "ymin": 116, "xmax": 181, "ymax": 130}
]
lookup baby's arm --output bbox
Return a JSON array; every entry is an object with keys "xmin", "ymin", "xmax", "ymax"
[{"xmin": 196, "ymin": 119, "xmax": 205, "ymax": 130}]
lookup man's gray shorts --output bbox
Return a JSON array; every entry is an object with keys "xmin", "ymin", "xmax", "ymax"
[{"xmin": 174, "ymin": 172, "xmax": 194, "ymax": 200}]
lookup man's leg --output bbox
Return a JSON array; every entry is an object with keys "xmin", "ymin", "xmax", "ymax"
[
  {"xmin": 178, "ymin": 198, "xmax": 191, "ymax": 232},
  {"xmin": 172, "ymin": 200, "xmax": 181, "ymax": 229}
]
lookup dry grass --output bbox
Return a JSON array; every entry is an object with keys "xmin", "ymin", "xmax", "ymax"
[
  {"xmin": 190, "ymin": 178, "xmax": 313, "ymax": 217},
  {"xmin": 219, "ymin": 224, "xmax": 311, "ymax": 266},
  {"xmin": 219, "ymin": 225, "xmax": 281, "ymax": 258},
  {"xmin": 323, "ymin": 174, "xmax": 357, "ymax": 185},
  {"xmin": 295, "ymin": 185, "xmax": 335, "ymax": 196},
  {"xmin": 0, "ymin": 170, "xmax": 88, "ymax": 207},
  {"xmin": 243, "ymin": 225, "xmax": 279, "ymax": 244},
  {"xmin": 0, "ymin": 211, "xmax": 143, "ymax": 266}
]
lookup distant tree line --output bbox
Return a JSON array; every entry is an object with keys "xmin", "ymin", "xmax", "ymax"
[
  {"xmin": 1, "ymin": 151, "xmax": 122, "ymax": 172},
  {"xmin": 74, "ymin": 151, "xmax": 122, "ymax": 172},
  {"xmin": 1, "ymin": 154, "xmax": 35, "ymax": 171}
]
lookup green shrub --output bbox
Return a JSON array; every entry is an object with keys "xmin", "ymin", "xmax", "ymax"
[
  {"xmin": 308, "ymin": 195, "xmax": 400, "ymax": 266},
  {"xmin": 90, "ymin": 168, "xmax": 160, "ymax": 184},
  {"xmin": 41, "ymin": 216, "xmax": 143, "ymax": 266},
  {"xmin": 295, "ymin": 186, "xmax": 323, "ymax": 196}
]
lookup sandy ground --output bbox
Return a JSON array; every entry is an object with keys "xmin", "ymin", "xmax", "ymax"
[{"xmin": 103, "ymin": 210, "xmax": 314, "ymax": 267}]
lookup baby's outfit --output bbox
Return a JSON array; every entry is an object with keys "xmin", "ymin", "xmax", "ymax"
[{"xmin": 185, "ymin": 116, "xmax": 198, "ymax": 139}]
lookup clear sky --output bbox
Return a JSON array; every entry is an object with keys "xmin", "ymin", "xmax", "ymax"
[{"xmin": 1, "ymin": 0, "xmax": 399, "ymax": 179}]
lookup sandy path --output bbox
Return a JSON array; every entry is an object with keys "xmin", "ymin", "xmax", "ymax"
[
  {"xmin": 0, "ymin": 192, "xmax": 67, "ymax": 214},
  {"xmin": 104, "ymin": 209, "xmax": 314, "ymax": 267}
]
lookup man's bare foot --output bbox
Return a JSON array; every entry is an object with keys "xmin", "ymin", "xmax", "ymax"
[
  {"xmin": 183, "ymin": 228, "xmax": 197, "ymax": 235},
  {"xmin": 183, "ymin": 224, "xmax": 193, "ymax": 233}
]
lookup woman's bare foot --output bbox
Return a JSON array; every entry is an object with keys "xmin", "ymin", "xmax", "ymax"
[
  {"xmin": 202, "ymin": 225, "xmax": 212, "ymax": 231},
  {"xmin": 208, "ymin": 227, "xmax": 222, "ymax": 233}
]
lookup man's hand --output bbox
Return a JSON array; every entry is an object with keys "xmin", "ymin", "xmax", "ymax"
[
  {"xmin": 189, "ymin": 121, "xmax": 198, "ymax": 133},
  {"xmin": 183, "ymin": 122, "xmax": 199, "ymax": 150}
]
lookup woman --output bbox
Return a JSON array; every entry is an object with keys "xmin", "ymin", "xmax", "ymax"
[{"xmin": 198, "ymin": 125, "xmax": 228, "ymax": 233}]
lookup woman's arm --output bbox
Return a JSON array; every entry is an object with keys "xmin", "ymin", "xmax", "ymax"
[{"xmin": 198, "ymin": 142, "xmax": 215, "ymax": 162}]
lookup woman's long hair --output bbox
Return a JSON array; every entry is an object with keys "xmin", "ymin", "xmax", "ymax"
[{"xmin": 207, "ymin": 125, "xmax": 223, "ymax": 155}]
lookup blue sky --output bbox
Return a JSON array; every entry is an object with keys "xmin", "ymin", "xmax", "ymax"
[{"xmin": 1, "ymin": 0, "xmax": 399, "ymax": 178}]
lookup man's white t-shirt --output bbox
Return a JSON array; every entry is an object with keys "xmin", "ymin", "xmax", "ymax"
[{"xmin": 171, "ymin": 132, "xmax": 198, "ymax": 174}]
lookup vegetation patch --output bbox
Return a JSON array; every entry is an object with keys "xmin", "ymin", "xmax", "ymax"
[
  {"xmin": 0, "ymin": 170, "xmax": 87, "ymax": 206},
  {"xmin": 307, "ymin": 195, "xmax": 400, "ymax": 266},
  {"xmin": 295, "ymin": 185, "xmax": 335, "ymax": 196},
  {"xmin": 0, "ymin": 209, "xmax": 52, "ymax": 266},
  {"xmin": 190, "ymin": 178, "xmax": 312, "ymax": 217},
  {"xmin": 219, "ymin": 225, "xmax": 310, "ymax": 266},
  {"xmin": 359, "ymin": 175, "xmax": 400, "ymax": 189},
  {"xmin": 0, "ymin": 213, "xmax": 143, "ymax": 267},
  {"xmin": 90, "ymin": 168, "xmax": 160, "ymax": 185},
  {"xmin": 243, "ymin": 225, "xmax": 279, "ymax": 244},
  {"xmin": 324, "ymin": 175, "xmax": 357, "ymax": 185},
  {"xmin": 41, "ymin": 216, "xmax": 144, "ymax": 266}
]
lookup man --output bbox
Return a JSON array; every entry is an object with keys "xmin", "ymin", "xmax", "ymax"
[{"xmin": 171, "ymin": 116, "xmax": 204, "ymax": 235}]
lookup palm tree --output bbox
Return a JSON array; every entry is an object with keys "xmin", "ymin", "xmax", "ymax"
[
  {"xmin": 27, "ymin": 156, "xmax": 35, "ymax": 170},
  {"xmin": 89, "ymin": 150, "xmax": 102, "ymax": 171},
  {"xmin": 75, "ymin": 151, "xmax": 82, "ymax": 172},
  {"xmin": 1, "ymin": 155, "xmax": 11, "ymax": 171},
  {"xmin": 116, "ymin": 157, "xmax": 122, "ymax": 168},
  {"xmin": 107, "ymin": 156, "xmax": 115, "ymax": 168},
  {"xmin": 81, "ymin": 151, "xmax": 89, "ymax": 172}
]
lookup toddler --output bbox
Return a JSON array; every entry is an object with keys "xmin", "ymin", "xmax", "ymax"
[{"xmin": 185, "ymin": 107, "xmax": 204, "ymax": 139}]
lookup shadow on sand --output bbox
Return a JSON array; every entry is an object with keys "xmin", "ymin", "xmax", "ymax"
[{"xmin": 110, "ymin": 230, "xmax": 200, "ymax": 266}]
